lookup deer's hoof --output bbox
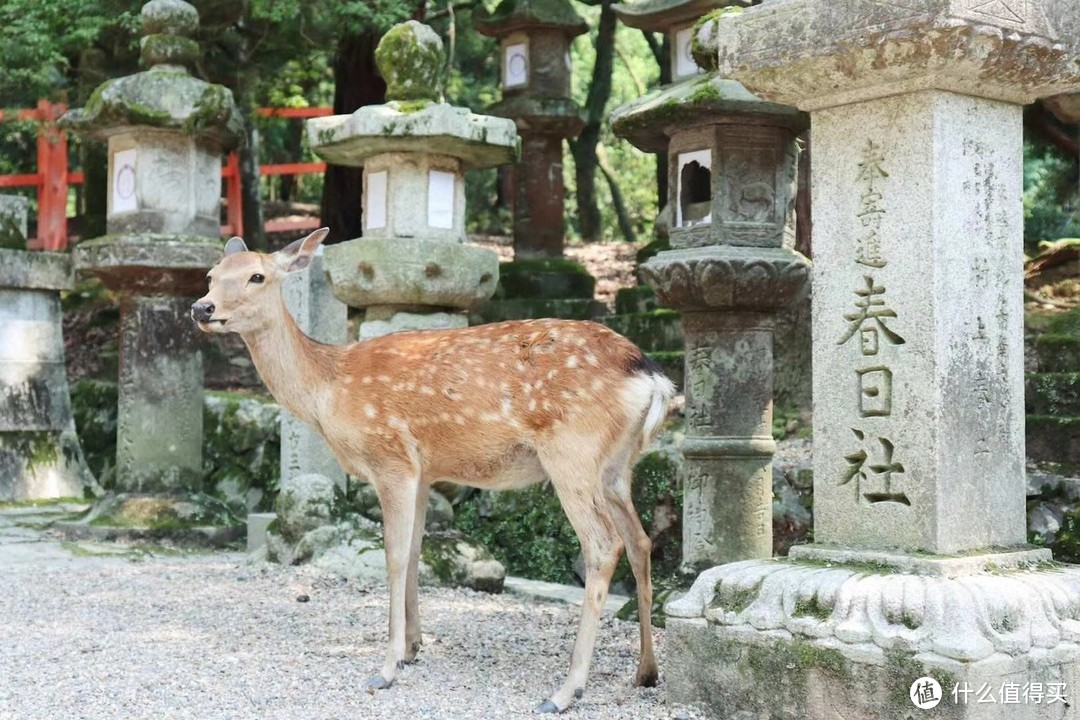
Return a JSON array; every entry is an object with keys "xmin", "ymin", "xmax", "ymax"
[
  {"xmin": 635, "ymin": 667, "xmax": 659, "ymax": 687},
  {"xmin": 366, "ymin": 674, "xmax": 393, "ymax": 691},
  {"xmin": 535, "ymin": 700, "xmax": 560, "ymax": 714}
]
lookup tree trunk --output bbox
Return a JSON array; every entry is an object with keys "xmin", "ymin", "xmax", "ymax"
[
  {"xmin": 319, "ymin": 31, "xmax": 386, "ymax": 244},
  {"xmin": 596, "ymin": 142, "xmax": 635, "ymax": 243},
  {"xmin": 570, "ymin": 0, "xmax": 617, "ymax": 242}
]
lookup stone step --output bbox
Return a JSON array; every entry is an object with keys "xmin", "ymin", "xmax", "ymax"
[
  {"xmin": 614, "ymin": 286, "xmax": 658, "ymax": 315},
  {"xmin": 469, "ymin": 298, "xmax": 607, "ymax": 324},
  {"xmin": 1034, "ymin": 334, "xmax": 1080, "ymax": 373},
  {"xmin": 1026, "ymin": 373, "xmax": 1080, "ymax": 416},
  {"xmin": 495, "ymin": 259, "xmax": 596, "ymax": 300},
  {"xmin": 601, "ymin": 310, "xmax": 684, "ymax": 353},
  {"xmin": 647, "ymin": 351, "xmax": 684, "ymax": 390},
  {"xmin": 1026, "ymin": 415, "xmax": 1080, "ymax": 465}
]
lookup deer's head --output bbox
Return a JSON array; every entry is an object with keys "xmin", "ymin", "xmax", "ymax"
[{"xmin": 191, "ymin": 227, "xmax": 329, "ymax": 334}]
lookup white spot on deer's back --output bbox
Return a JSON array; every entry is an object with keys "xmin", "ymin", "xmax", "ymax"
[
  {"xmin": 364, "ymin": 404, "xmax": 377, "ymax": 419},
  {"xmin": 566, "ymin": 356, "xmax": 579, "ymax": 369}
]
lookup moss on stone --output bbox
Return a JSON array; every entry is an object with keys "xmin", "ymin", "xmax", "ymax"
[
  {"xmin": 636, "ymin": 236, "xmax": 670, "ymax": 265},
  {"xmin": 375, "ymin": 21, "xmax": 445, "ymax": 102},
  {"xmin": 495, "ymin": 258, "xmax": 595, "ymax": 300},
  {"xmin": 792, "ymin": 594, "xmax": 832, "ymax": 620}
]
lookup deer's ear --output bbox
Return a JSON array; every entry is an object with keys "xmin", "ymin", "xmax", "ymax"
[
  {"xmin": 224, "ymin": 236, "xmax": 248, "ymax": 255},
  {"xmin": 275, "ymin": 227, "xmax": 330, "ymax": 273}
]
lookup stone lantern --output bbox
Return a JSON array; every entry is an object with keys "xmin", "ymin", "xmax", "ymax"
[
  {"xmin": 308, "ymin": 21, "xmax": 518, "ymax": 339},
  {"xmin": 61, "ymin": 0, "xmax": 243, "ymax": 538},
  {"xmin": 612, "ymin": 26, "xmax": 808, "ymax": 572},
  {"xmin": 0, "ymin": 196, "xmax": 96, "ymax": 500},
  {"xmin": 614, "ymin": 0, "xmax": 750, "ymax": 84},
  {"xmin": 476, "ymin": 0, "xmax": 586, "ymax": 260},
  {"xmin": 662, "ymin": 3, "xmax": 1080, "ymax": 718}
]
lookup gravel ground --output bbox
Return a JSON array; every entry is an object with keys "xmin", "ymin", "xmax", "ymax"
[{"xmin": 0, "ymin": 510, "xmax": 702, "ymax": 720}]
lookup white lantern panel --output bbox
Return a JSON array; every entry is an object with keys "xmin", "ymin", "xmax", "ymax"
[
  {"xmin": 505, "ymin": 43, "xmax": 529, "ymax": 88},
  {"xmin": 112, "ymin": 148, "xmax": 138, "ymax": 214},
  {"xmin": 365, "ymin": 170, "xmax": 388, "ymax": 230},
  {"xmin": 674, "ymin": 26, "xmax": 701, "ymax": 79},
  {"xmin": 428, "ymin": 170, "xmax": 455, "ymax": 229}
]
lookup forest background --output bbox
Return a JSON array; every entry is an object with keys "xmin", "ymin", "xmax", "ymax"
[{"xmin": 0, "ymin": 0, "xmax": 1077, "ymax": 255}]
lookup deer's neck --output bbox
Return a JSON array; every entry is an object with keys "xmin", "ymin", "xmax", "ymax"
[{"xmin": 241, "ymin": 296, "xmax": 338, "ymax": 428}]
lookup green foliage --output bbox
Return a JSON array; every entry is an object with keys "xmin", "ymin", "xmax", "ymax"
[
  {"xmin": 1024, "ymin": 140, "xmax": 1080, "ymax": 254},
  {"xmin": 455, "ymin": 482, "xmax": 581, "ymax": 584}
]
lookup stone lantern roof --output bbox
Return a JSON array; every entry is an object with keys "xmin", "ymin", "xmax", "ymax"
[
  {"xmin": 61, "ymin": 0, "xmax": 242, "ymax": 149},
  {"xmin": 611, "ymin": 74, "xmax": 806, "ymax": 154},
  {"xmin": 613, "ymin": 0, "xmax": 749, "ymax": 32},
  {"xmin": 476, "ymin": 0, "xmax": 589, "ymax": 37},
  {"xmin": 307, "ymin": 21, "xmax": 518, "ymax": 169}
]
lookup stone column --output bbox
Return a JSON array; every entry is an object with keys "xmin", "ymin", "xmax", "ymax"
[
  {"xmin": 0, "ymin": 224, "xmax": 96, "ymax": 500},
  {"xmin": 476, "ymin": 0, "xmax": 587, "ymax": 260},
  {"xmin": 664, "ymin": 3, "xmax": 1080, "ymax": 718},
  {"xmin": 612, "ymin": 41, "xmax": 809, "ymax": 570},
  {"xmin": 60, "ymin": 0, "xmax": 243, "ymax": 541},
  {"xmin": 307, "ymin": 21, "xmax": 517, "ymax": 339},
  {"xmin": 280, "ymin": 247, "xmax": 347, "ymax": 485}
]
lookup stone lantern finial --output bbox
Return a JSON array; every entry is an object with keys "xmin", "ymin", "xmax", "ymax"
[
  {"xmin": 375, "ymin": 20, "xmax": 445, "ymax": 103},
  {"xmin": 139, "ymin": 0, "xmax": 200, "ymax": 71}
]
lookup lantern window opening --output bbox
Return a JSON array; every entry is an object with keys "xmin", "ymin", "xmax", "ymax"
[
  {"xmin": 673, "ymin": 25, "xmax": 702, "ymax": 81},
  {"xmin": 503, "ymin": 37, "xmax": 530, "ymax": 90},
  {"xmin": 677, "ymin": 149, "xmax": 712, "ymax": 228},
  {"xmin": 365, "ymin": 169, "xmax": 388, "ymax": 231}
]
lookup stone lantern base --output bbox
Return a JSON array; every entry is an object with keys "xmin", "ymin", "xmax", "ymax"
[
  {"xmin": 0, "ymin": 249, "xmax": 97, "ymax": 501},
  {"xmin": 666, "ymin": 547, "xmax": 1080, "ymax": 719},
  {"xmin": 63, "ymin": 235, "xmax": 242, "ymax": 546}
]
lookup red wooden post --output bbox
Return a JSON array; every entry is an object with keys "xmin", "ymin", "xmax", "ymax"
[
  {"xmin": 224, "ymin": 152, "xmax": 243, "ymax": 238},
  {"xmin": 36, "ymin": 100, "xmax": 69, "ymax": 251}
]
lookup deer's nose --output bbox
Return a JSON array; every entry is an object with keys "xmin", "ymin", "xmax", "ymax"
[{"xmin": 191, "ymin": 301, "xmax": 215, "ymax": 322}]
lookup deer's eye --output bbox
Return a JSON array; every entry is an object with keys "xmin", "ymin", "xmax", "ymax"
[
  {"xmin": 205, "ymin": 275, "xmax": 212, "ymax": 287},
  {"xmin": 249, "ymin": 273, "xmax": 265, "ymax": 285}
]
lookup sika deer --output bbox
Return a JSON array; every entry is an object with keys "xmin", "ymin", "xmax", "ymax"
[{"xmin": 191, "ymin": 228, "xmax": 676, "ymax": 713}]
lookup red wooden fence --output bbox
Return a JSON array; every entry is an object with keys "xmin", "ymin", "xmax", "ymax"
[{"xmin": 0, "ymin": 102, "xmax": 333, "ymax": 250}]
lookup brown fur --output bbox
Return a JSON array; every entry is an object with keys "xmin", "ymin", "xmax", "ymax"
[{"xmin": 193, "ymin": 229, "xmax": 675, "ymax": 711}]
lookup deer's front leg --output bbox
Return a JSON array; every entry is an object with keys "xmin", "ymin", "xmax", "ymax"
[
  {"xmin": 366, "ymin": 477, "xmax": 420, "ymax": 690},
  {"xmin": 405, "ymin": 484, "xmax": 430, "ymax": 662}
]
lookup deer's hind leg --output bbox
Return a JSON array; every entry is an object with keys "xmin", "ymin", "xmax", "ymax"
[
  {"xmin": 535, "ymin": 451, "xmax": 624, "ymax": 714},
  {"xmin": 603, "ymin": 453, "xmax": 658, "ymax": 687}
]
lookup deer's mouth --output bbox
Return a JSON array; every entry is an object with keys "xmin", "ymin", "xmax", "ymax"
[{"xmin": 198, "ymin": 318, "xmax": 229, "ymax": 330}]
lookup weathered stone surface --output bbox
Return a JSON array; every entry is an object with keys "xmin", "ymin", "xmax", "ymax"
[
  {"xmin": 477, "ymin": 0, "xmax": 589, "ymax": 36},
  {"xmin": 358, "ymin": 152, "xmax": 468, "ymax": 243},
  {"xmin": 614, "ymin": 0, "xmax": 749, "ymax": 32},
  {"xmin": 0, "ymin": 251, "xmax": 95, "ymax": 500},
  {"xmin": 114, "ymin": 294, "xmax": 204, "ymax": 493},
  {"xmin": 280, "ymin": 247, "xmax": 346, "ymax": 487},
  {"xmin": 510, "ymin": 132, "xmax": 572, "ymax": 259},
  {"xmin": 611, "ymin": 74, "xmax": 805, "ymax": 155},
  {"xmin": 61, "ymin": 1, "xmax": 241, "ymax": 147},
  {"xmin": 324, "ymin": 237, "xmax": 499, "ymax": 311},
  {"xmin": 59, "ymin": 491, "xmax": 242, "ymax": 546},
  {"xmin": 641, "ymin": 245, "xmax": 810, "ymax": 312},
  {"xmin": 274, "ymin": 473, "xmax": 336, "ymax": 544},
  {"xmin": 705, "ymin": 0, "xmax": 1080, "ymax": 110},
  {"xmin": 308, "ymin": 102, "xmax": 519, "ymax": 170},
  {"xmin": 0, "ymin": 195, "xmax": 28, "ymax": 249},
  {"xmin": 811, "ymin": 91, "xmax": 1026, "ymax": 554},
  {"xmin": 0, "ymin": 249, "xmax": 73, "ymax": 292},
  {"xmin": 73, "ymin": 234, "xmax": 221, "ymax": 294},
  {"xmin": 359, "ymin": 310, "xmax": 468, "ymax": 340},
  {"xmin": 666, "ymin": 552, "xmax": 1080, "ymax": 719},
  {"xmin": 375, "ymin": 20, "xmax": 445, "ymax": 102}
]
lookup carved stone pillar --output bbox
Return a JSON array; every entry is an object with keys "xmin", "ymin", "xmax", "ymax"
[{"xmin": 614, "ymin": 62, "xmax": 809, "ymax": 569}]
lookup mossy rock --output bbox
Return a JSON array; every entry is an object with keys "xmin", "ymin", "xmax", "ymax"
[
  {"xmin": 494, "ymin": 258, "xmax": 596, "ymax": 300},
  {"xmin": 636, "ymin": 236, "xmax": 670, "ymax": 266},
  {"xmin": 615, "ymin": 286, "xmax": 658, "ymax": 315},
  {"xmin": 471, "ymin": 297, "xmax": 604, "ymax": 323},
  {"xmin": 1035, "ymin": 334, "xmax": 1080, "ymax": 373},
  {"xmin": 1026, "ymin": 415, "xmax": 1080, "ymax": 465},
  {"xmin": 1026, "ymin": 372, "xmax": 1080, "ymax": 416},
  {"xmin": 601, "ymin": 309, "xmax": 684, "ymax": 353},
  {"xmin": 374, "ymin": 21, "xmax": 444, "ymax": 102}
]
